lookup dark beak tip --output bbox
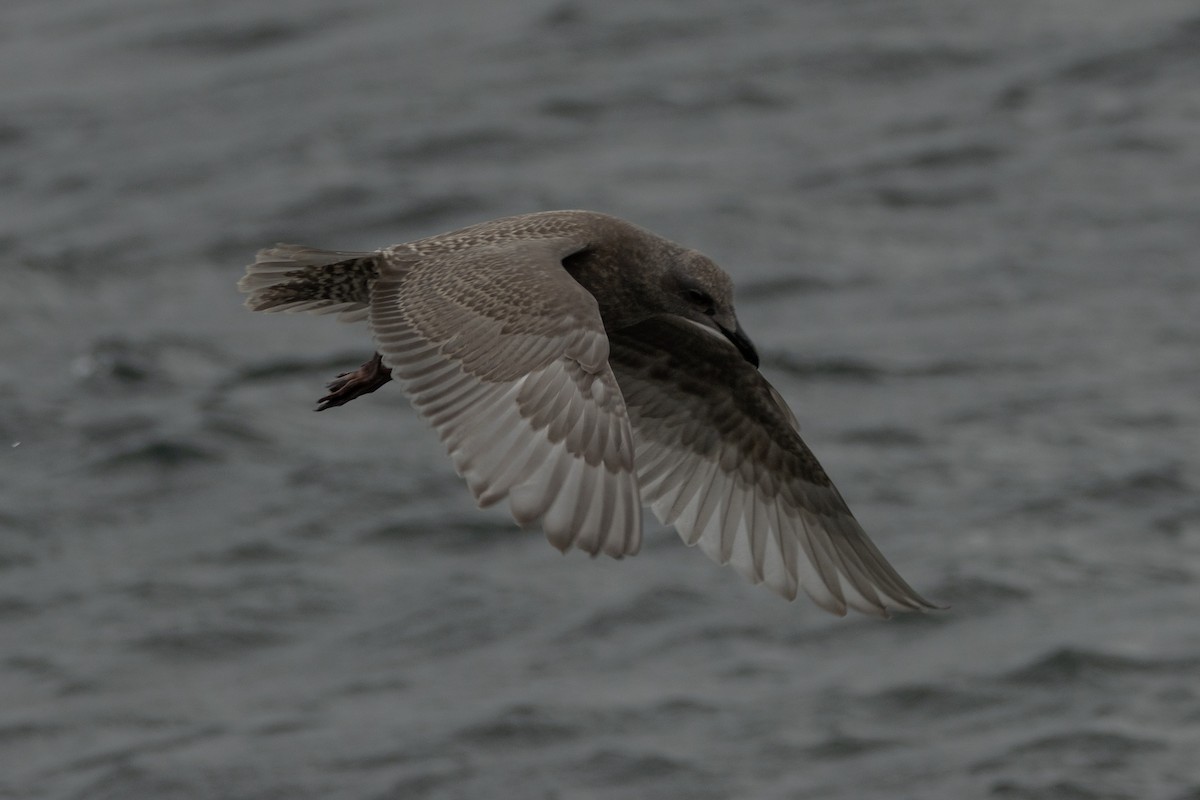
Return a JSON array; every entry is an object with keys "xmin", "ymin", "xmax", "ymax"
[{"xmin": 721, "ymin": 324, "xmax": 760, "ymax": 368}]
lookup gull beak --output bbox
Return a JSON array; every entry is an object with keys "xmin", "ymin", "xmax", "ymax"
[{"xmin": 718, "ymin": 321, "xmax": 760, "ymax": 368}]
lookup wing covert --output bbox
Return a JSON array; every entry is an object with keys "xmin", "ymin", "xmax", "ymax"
[{"xmin": 368, "ymin": 239, "xmax": 642, "ymax": 558}]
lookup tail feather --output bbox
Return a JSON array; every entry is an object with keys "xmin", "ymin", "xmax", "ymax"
[{"xmin": 239, "ymin": 244, "xmax": 380, "ymax": 322}]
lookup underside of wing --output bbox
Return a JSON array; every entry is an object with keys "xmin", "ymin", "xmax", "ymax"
[{"xmin": 609, "ymin": 316, "xmax": 937, "ymax": 617}]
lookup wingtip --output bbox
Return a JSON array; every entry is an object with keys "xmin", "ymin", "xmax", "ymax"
[
  {"xmin": 915, "ymin": 596, "xmax": 951, "ymax": 613},
  {"xmin": 884, "ymin": 592, "xmax": 948, "ymax": 617}
]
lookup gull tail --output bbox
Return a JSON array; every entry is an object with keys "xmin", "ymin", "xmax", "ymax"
[{"xmin": 238, "ymin": 244, "xmax": 380, "ymax": 323}]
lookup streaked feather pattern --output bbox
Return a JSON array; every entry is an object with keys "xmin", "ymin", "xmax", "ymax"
[{"xmin": 368, "ymin": 236, "xmax": 641, "ymax": 559}]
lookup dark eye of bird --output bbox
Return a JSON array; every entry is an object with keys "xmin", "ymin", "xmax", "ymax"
[{"xmin": 685, "ymin": 288, "xmax": 714, "ymax": 312}]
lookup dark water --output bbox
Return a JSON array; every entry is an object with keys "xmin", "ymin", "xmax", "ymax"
[{"xmin": 3, "ymin": 1, "xmax": 1200, "ymax": 797}]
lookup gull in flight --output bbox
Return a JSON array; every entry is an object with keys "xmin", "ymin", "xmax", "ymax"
[{"xmin": 239, "ymin": 211, "xmax": 936, "ymax": 617}]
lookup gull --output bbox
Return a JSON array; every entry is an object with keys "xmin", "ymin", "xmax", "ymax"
[{"xmin": 238, "ymin": 210, "xmax": 936, "ymax": 616}]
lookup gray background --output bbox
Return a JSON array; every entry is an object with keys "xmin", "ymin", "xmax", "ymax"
[{"xmin": 2, "ymin": 0, "xmax": 1199, "ymax": 798}]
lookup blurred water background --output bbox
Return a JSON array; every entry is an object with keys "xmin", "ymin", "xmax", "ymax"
[{"xmin": 3, "ymin": 1, "xmax": 1200, "ymax": 798}]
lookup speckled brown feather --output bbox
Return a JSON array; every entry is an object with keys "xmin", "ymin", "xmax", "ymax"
[{"xmin": 239, "ymin": 245, "xmax": 382, "ymax": 322}]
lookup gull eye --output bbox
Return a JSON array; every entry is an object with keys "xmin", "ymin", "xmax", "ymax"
[{"xmin": 684, "ymin": 288, "xmax": 715, "ymax": 312}]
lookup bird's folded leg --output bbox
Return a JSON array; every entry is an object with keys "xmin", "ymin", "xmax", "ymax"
[{"xmin": 316, "ymin": 352, "xmax": 393, "ymax": 411}]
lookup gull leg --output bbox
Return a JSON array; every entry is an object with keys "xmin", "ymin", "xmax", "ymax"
[{"xmin": 316, "ymin": 352, "xmax": 393, "ymax": 411}]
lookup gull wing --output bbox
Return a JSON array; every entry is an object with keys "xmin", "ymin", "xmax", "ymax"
[
  {"xmin": 608, "ymin": 315, "xmax": 936, "ymax": 616},
  {"xmin": 368, "ymin": 238, "xmax": 642, "ymax": 558}
]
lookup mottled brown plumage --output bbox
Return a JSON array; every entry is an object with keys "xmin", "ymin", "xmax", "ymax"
[{"xmin": 239, "ymin": 210, "xmax": 936, "ymax": 616}]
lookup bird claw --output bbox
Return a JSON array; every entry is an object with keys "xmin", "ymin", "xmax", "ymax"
[{"xmin": 315, "ymin": 353, "xmax": 392, "ymax": 411}]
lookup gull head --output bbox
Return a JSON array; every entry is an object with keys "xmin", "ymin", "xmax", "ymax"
[{"xmin": 661, "ymin": 252, "xmax": 760, "ymax": 368}]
